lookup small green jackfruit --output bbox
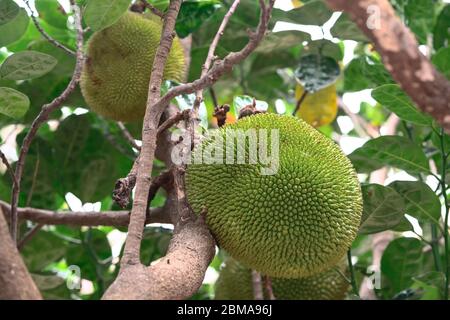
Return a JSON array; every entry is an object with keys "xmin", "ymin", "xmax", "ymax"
[
  {"xmin": 185, "ymin": 113, "xmax": 362, "ymax": 278},
  {"xmin": 215, "ymin": 257, "xmax": 349, "ymax": 300},
  {"xmin": 80, "ymin": 12, "xmax": 185, "ymax": 122}
]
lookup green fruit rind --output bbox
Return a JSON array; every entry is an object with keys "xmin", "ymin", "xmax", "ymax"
[
  {"xmin": 215, "ymin": 257, "xmax": 350, "ymax": 300},
  {"xmin": 80, "ymin": 12, "xmax": 185, "ymax": 122},
  {"xmin": 185, "ymin": 114, "xmax": 362, "ymax": 278}
]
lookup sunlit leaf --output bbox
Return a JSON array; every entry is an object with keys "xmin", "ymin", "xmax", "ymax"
[
  {"xmin": 359, "ymin": 184, "xmax": 405, "ymax": 235},
  {"xmin": 372, "ymin": 84, "xmax": 433, "ymax": 126},
  {"xmin": 0, "ymin": 8, "xmax": 29, "ymax": 47},
  {"xmin": 0, "ymin": 51, "xmax": 57, "ymax": 81},
  {"xmin": 294, "ymin": 83, "xmax": 337, "ymax": 127},
  {"xmin": 84, "ymin": 0, "xmax": 131, "ymax": 31},
  {"xmin": 0, "ymin": 87, "xmax": 30, "ymax": 119}
]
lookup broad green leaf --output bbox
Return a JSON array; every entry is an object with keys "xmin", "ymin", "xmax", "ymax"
[
  {"xmin": 176, "ymin": 0, "xmax": 221, "ymax": 38},
  {"xmin": 381, "ymin": 237, "xmax": 423, "ymax": 295},
  {"xmin": 411, "ymin": 272, "xmax": 446, "ymax": 300},
  {"xmin": 331, "ymin": 13, "xmax": 368, "ymax": 42},
  {"xmin": 433, "ymin": 5, "xmax": 450, "ymax": 50},
  {"xmin": 21, "ymin": 231, "xmax": 67, "ymax": 272},
  {"xmin": 0, "ymin": 51, "xmax": 57, "ymax": 81},
  {"xmin": 84, "ymin": 0, "xmax": 131, "ymax": 31},
  {"xmin": 349, "ymin": 135, "xmax": 430, "ymax": 175},
  {"xmin": 294, "ymin": 54, "xmax": 340, "ymax": 92},
  {"xmin": 432, "ymin": 47, "xmax": 450, "ymax": 80},
  {"xmin": 272, "ymin": 0, "xmax": 332, "ymax": 26},
  {"xmin": 389, "ymin": 181, "xmax": 441, "ymax": 225},
  {"xmin": 35, "ymin": 0, "xmax": 68, "ymax": 29},
  {"xmin": 344, "ymin": 55, "xmax": 394, "ymax": 92},
  {"xmin": 391, "ymin": 216, "xmax": 414, "ymax": 232},
  {"xmin": 372, "ymin": 84, "xmax": 433, "ymax": 126},
  {"xmin": 0, "ymin": 87, "xmax": 30, "ymax": 119},
  {"xmin": 301, "ymin": 40, "xmax": 344, "ymax": 61},
  {"xmin": 404, "ymin": 0, "xmax": 435, "ymax": 44},
  {"xmin": 359, "ymin": 184, "xmax": 405, "ymax": 235},
  {"xmin": 256, "ymin": 30, "xmax": 307, "ymax": 53},
  {"xmin": 0, "ymin": 8, "xmax": 29, "ymax": 47},
  {"xmin": 0, "ymin": 0, "xmax": 19, "ymax": 25}
]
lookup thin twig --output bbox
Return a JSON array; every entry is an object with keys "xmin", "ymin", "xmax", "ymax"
[
  {"xmin": 189, "ymin": 0, "xmax": 241, "ymax": 148},
  {"xmin": 263, "ymin": 275, "xmax": 276, "ymax": 300},
  {"xmin": 141, "ymin": 0, "xmax": 165, "ymax": 18},
  {"xmin": 17, "ymin": 224, "xmax": 43, "ymax": 251},
  {"xmin": 9, "ymin": 1, "xmax": 84, "ymax": 243},
  {"xmin": 157, "ymin": 109, "xmax": 190, "ymax": 136},
  {"xmin": 292, "ymin": 90, "xmax": 308, "ymax": 115},
  {"xmin": 0, "ymin": 149, "xmax": 17, "ymax": 187},
  {"xmin": 117, "ymin": 122, "xmax": 141, "ymax": 151},
  {"xmin": 0, "ymin": 200, "xmax": 171, "ymax": 226},
  {"xmin": 252, "ymin": 270, "xmax": 264, "ymax": 300},
  {"xmin": 24, "ymin": 0, "xmax": 75, "ymax": 56},
  {"xmin": 347, "ymin": 249, "xmax": 359, "ymax": 296}
]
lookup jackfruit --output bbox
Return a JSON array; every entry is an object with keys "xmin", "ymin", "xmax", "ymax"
[
  {"xmin": 185, "ymin": 113, "xmax": 362, "ymax": 278},
  {"xmin": 80, "ymin": 12, "xmax": 185, "ymax": 122},
  {"xmin": 215, "ymin": 257, "xmax": 349, "ymax": 300}
]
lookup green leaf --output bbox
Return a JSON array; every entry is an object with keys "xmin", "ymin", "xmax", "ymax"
[
  {"xmin": 272, "ymin": 0, "xmax": 332, "ymax": 26},
  {"xmin": 84, "ymin": 0, "xmax": 131, "ymax": 31},
  {"xmin": 176, "ymin": 0, "xmax": 221, "ymax": 38},
  {"xmin": 389, "ymin": 181, "xmax": 441, "ymax": 225},
  {"xmin": 381, "ymin": 237, "xmax": 423, "ymax": 295},
  {"xmin": 0, "ymin": 51, "xmax": 57, "ymax": 81},
  {"xmin": 359, "ymin": 184, "xmax": 405, "ymax": 235},
  {"xmin": 404, "ymin": 0, "xmax": 435, "ymax": 44},
  {"xmin": 349, "ymin": 136, "xmax": 430, "ymax": 175},
  {"xmin": 35, "ymin": 0, "xmax": 68, "ymax": 29},
  {"xmin": 432, "ymin": 47, "xmax": 450, "ymax": 80},
  {"xmin": 21, "ymin": 231, "xmax": 67, "ymax": 272},
  {"xmin": 0, "ymin": 0, "xmax": 19, "ymax": 25},
  {"xmin": 294, "ymin": 54, "xmax": 340, "ymax": 92},
  {"xmin": 433, "ymin": 5, "xmax": 450, "ymax": 50},
  {"xmin": 0, "ymin": 8, "xmax": 29, "ymax": 47},
  {"xmin": 343, "ymin": 55, "xmax": 394, "ymax": 92},
  {"xmin": 371, "ymin": 84, "xmax": 433, "ymax": 126},
  {"xmin": 0, "ymin": 87, "xmax": 30, "ymax": 119},
  {"xmin": 331, "ymin": 13, "xmax": 368, "ymax": 42},
  {"xmin": 411, "ymin": 271, "xmax": 446, "ymax": 300}
]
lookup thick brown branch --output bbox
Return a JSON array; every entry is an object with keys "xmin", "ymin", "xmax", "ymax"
[
  {"xmin": 0, "ymin": 200, "xmax": 171, "ymax": 226},
  {"xmin": 121, "ymin": 0, "xmax": 183, "ymax": 266},
  {"xmin": 0, "ymin": 206, "xmax": 42, "ymax": 299},
  {"xmin": 326, "ymin": 0, "xmax": 450, "ymax": 132},
  {"xmin": 9, "ymin": 2, "xmax": 84, "ymax": 243}
]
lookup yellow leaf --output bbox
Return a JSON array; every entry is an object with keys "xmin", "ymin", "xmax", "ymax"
[
  {"xmin": 295, "ymin": 84, "xmax": 338, "ymax": 127},
  {"xmin": 291, "ymin": 0, "xmax": 303, "ymax": 8}
]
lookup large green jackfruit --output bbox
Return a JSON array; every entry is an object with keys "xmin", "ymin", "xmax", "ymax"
[
  {"xmin": 185, "ymin": 113, "xmax": 362, "ymax": 278},
  {"xmin": 215, "ymin": 257, "xmax": 349, "ymax": 300},
  {"xmin": 80, "ymin": 12, "xmax": 185, "ymax": 122}
]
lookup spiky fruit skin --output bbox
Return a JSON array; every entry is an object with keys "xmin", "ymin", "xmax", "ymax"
[
  {"xmin": 215, "ymin": 257, "xmax": 349, "ymax": 300},
  {"xmin": 185, "ymin": 114, "xmax": 362, "ymax": 278},
  {"xmin": 80, "ymin": 12, "xmax": 185, "ymax": 122}
]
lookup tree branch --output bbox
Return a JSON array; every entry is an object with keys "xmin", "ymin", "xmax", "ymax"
[
  {"xmin": 0, "ymin": 206, "xmax": 42, "ymax": 299},
  {"xmin": 0, "ymin": 200, "xmax": 171, "ymax": 226},
  {"xmin": 121, "ymin": 0, "xmax": 184, "ymax": 266},
  {"xmin": 8, "ymin": 2, "xmax": 84, "ymax": 243},
  {"xmin": 141, "ymin": 0, "xmax": 165, "ymax": 18},
  {"xmin": 24, "ymin": 0, "xmax": 75, "ymax": 56},
  {"xmin": 325, "ymin": 0, "xmax": 450, "ymax": 132}
]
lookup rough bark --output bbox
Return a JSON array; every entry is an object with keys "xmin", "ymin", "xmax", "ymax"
[
  {"xmin": 326, "ymin": 0, "xmax": 450, "ymax": 132},
  {"xmin": 0, "ymin": 206, "xmax": 42, "ymax": 300}
]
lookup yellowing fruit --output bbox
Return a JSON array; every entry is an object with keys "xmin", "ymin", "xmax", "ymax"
[{"xmin": 295, "ymin": 84, "xmax": 338, "ymax": 127}]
